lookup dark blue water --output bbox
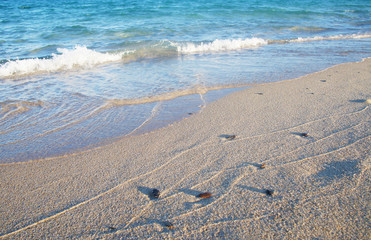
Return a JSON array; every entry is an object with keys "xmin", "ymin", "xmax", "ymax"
[{"xmin": 0, "ymin": 0, "xmax": 370, "ymax": 163}]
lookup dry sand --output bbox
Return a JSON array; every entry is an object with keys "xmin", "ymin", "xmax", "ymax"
[{"xmin": 1, "ymin": 59, "xmax": 370, "ymax": 239}]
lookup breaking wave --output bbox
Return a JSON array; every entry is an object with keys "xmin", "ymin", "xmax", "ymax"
[
  {"xmin": 0, "ymin": 46, "xmax": 130, "ymax": 78},
  {"xmin": 173, "ymin": 38, "xmax": 268, "ymax": 54},
  {"xmin": 271, "ymin": 33, "xmax": 371, "ymax": 44},
  {"xmin": 0, "ymin": 34, "xmax": 370, "ymax": 79}
]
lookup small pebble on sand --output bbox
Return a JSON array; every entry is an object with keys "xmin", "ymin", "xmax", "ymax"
[
  {"xmin": 226, "ymin": 135, "xmax": 236, "ymax": 140},
  {"xmin": 265, "ymin": 189, "xmax": 274, "ymax": 196},
  {"xmin": 197, "ymin": 192, "xmax": 212, "ymax": 199},
  {"xmin": 152, "ymin": 189, "xmax": 160, "ymax": 198},
  {"xmin": 163, "ymin": 221, "xmax": 174, "ymax": 229}
]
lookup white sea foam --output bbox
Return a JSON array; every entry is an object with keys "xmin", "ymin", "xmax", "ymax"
[
  {"xmin": 0, "ymin": 46, "xmax": 128, "ymax": 78},
  {"xmin": 286, "ymin": 33, "xmax": 371, "ymax": 43},
  {"xmin": 175, "ymin": 34, "xmax": 371, "ymax": 54},
  {"xmin": 175, "ymin": 38, "xmax": 269, "ymax": 54}
]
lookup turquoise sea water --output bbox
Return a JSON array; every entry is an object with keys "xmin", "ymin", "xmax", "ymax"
[{"xmin": 1, "ymin": 0, "xmax": 370, "ymax": 163}]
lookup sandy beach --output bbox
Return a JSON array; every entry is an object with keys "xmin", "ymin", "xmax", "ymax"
[{"xmin": 1, "ymin": 59, "xmax": 370, "ymax": 239}]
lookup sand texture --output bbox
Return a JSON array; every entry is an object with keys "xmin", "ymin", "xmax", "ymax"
[{"xmin": 1, "ymin": 59, "xmax": 370, "ymax": 239}]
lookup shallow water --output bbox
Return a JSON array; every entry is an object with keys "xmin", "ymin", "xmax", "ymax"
[{"xmin": 0, "ymin": 0, "xmax": 370, "ymax": 163}]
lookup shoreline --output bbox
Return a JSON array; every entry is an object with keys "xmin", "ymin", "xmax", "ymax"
[
  {"xmin": 1, "ymin": 57, "xmax": 366, "ymax": 165},
  {"xmin": 1, "ymin": 58, "xmax": 370, "ymax": 239},
  {"xmin": 0, "ymin": 85, "xmax": 247, "ymax": 165},
  {"xmin": 1, "ymin": 54, "xmax": 369, "ymax": 164}
]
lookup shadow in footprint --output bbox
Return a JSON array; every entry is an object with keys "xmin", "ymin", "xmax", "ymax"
[
  {"xmin": 236, "ymin": 185, "xmax": 265, "ymax": 194},
  {"xmin": 184, "ymin": 197, "xmax": 213, "ymax": 210},
  {"xmin": 218, "ymin": 134, "xmax": 236, "ymax": 140},
  {"xmin": 226, "ymin": 162, "xmax": 263, "ymax": 170},
  {"xmin": 179, "ymin": 188, "xmax": 213, "ymax": 209},
  {"xmin": 130, "ymin": 218, "xmax": 174, "ymax": 231},
  {"xmin": 236, "ymin": 185, "xmax": 281, "ymax": 199},
  {"xmin": 316, "ymin": 160, "xmax": 359, "ymax": 185},
  {"xmin": 349, "ymin": 99, "xmax": 366, "ymax": 103},
  {"xmin": 291, "ymin": 132, "xmax": 310, "ymax": 138},
  {"xmin": 178, "ymin": 188, "xmax": 202, "ymax": 196},
  {"xmin": 102, "ymin": 225, "xmax": 119, "ymax": 234}
]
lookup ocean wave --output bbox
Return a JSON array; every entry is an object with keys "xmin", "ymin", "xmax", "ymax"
[
  {"xmin": 287, "ymin": 26, "xmax": 330, "ymax": 32},
  {"xmin": 291, "ymin": 33, "xmax": 371, "ymax": 42},
  {"xmin": 271, "ymin": 33, "xmax": 371, "ymax": 44},
  {"xmin": 174, "ymin": 38, "xmax": 268, "ymax": 54},
  {"xmin": 0, "ymin": 46, "xmax": 129, "ymax": 78},
  {"xmin": 1, "ymin": 34, "xmax": 370, "ymax": 79}
]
